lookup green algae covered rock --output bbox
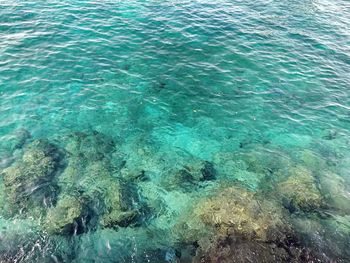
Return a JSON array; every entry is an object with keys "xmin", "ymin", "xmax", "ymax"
[
  {"xmin": 58, "ymin": 131, "xmax": 118, "ymax": 191},
  {"xmin": 277, "ymin": 166, "xmax": 324, "ymax": 212},
  {"xmin": 45, "ymin": 195, "xmax": 83, "ymax": 234},
  {"xmin": 64, "ymin": 160, "xmax": 139, "ymax": 229},
  {"xmin": 80, "ymin": 161, "xmax": 139, "ymax": 228},
  {"xmin": 100, "ymin": 179, "xmax": 139, "ymax": 228},
  {"xmin": 54, "ymin": 131, "xmax": 140, "ymax": 233},
  {"xmin": 0, "ymin": 139, "xmax": 63, "ymax": 216}
]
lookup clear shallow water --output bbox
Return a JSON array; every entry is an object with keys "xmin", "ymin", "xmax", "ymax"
[{"xmin": 0, "ymin": 0, "xmax": 350, "ymax": 262}]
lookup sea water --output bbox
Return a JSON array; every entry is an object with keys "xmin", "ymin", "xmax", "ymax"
[{"xmin": 0, "ymin": 0, "xmax": 350, "ymax": 262}]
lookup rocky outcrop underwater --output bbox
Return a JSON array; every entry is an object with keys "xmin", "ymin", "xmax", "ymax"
[{"xmin": 0, "ymin": 130, "xmax": 349, "ymax": 263}]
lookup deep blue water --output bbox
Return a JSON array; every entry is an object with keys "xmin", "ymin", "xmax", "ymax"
[{"xmin": 0, "ymin": 0, "xmax": 350, "ymax": 262}]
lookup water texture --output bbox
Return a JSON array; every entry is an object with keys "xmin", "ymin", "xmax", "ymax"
[{"xmin": 0, "ymin": 0, "xmax": 350, "ymax": 262}]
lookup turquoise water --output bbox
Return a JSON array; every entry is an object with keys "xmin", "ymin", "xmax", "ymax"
[{"xmin": 0, "ymin": 0, "xmax": 350, "ymax": 262}]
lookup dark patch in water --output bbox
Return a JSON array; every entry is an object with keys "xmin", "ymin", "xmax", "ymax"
[
  {"xmin": 282, "ymin": 197, "xmax": 297, "ymax": 214},
  {"xmin": 200, "ymin": 161, "xmax": 216, "ymax": 181}
]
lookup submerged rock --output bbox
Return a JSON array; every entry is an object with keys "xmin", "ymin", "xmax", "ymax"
[
  {"xmin": 162, "ymin": 160, "xmax": 218, "ymax": 193},
  {"xmin": 65, "ymin": 131, "xmax": 116, "ymax": 162},
  {"xmin": 173, "ymin": 168, "xmax": 197, "ymax": 191},
  {"xmin": 192, "ymin": 236, "xmax": 322, "ymax": 263},
  {"xmin": 45, "ymin": 195, "xmax": 84, "ymax": 235},
  {"xmin": 174, "ymin": 185, "xmax": 294, "ymax": 254},
  {"xmin": 193, "ymin": 186, "xmax": 289, "ymax": 242},
  {"xmin": 174, "ymin": 184, "xmax": 329, "ymax": 263},
  {"xmin": 277, "ymin": 166, "xmax": 323, "ymax": 212},
  {"xmin": 97, "ymin": 175, "xmax": 139, "ymax": 228},
  {"xmin": 0, "ymin": 139, "xmax": 64, "ymax": 216},
  {"xmin": 200, "ymin": 161, "xmax": 216, "ymax": 181},
  {"xmin": 53, "ymin": 131, "xmax": 142, "ymax": 233}
]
